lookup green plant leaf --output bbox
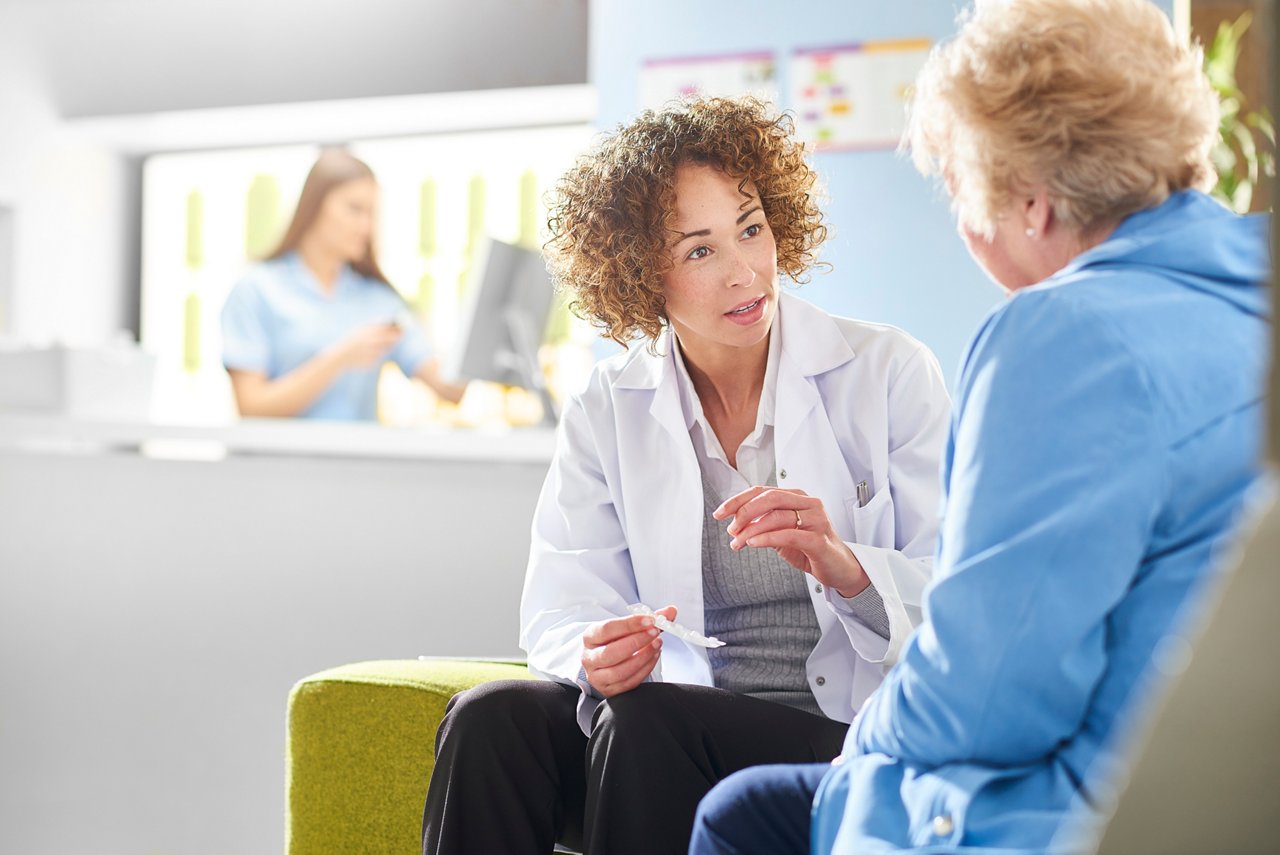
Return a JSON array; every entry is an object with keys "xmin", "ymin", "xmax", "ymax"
[
  {"xmin": 1205, "ymin": 11, "xmax": 1273, "ymax": 211},
  {"xmin": 1231, "ymin": 181, "xmax": 1253, "ymax": 213}
]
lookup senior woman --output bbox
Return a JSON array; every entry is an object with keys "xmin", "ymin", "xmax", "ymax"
[
  {"xmin": 420, "ymin": 97, "xmax": 951, "ymax": 855},
  {"xmin": 690, "ymin": 1, "xmax": 1271, "ymax": 853}
]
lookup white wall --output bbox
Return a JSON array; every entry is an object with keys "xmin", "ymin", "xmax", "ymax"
[
  {"xmin": 0, "ymin": 207, "xmax": 14, "ymax": 334},
  {"xmin": 0, "ymin": 6, "xmax": 589, "ymax": 851},
  {"xmin": 27, "ymin": 0, "xmax": 588, "ymax": 117},
  {"xmin": 0, "ymin": 446, "xmax": 543, "ymax": 855},
  {"xmin": 0, "ymin": 0, "xmax": 588, "ymax": 347},
  {"xmin": 0, "ymin": 6, "xmax": 131, "ymax": 345},
  {"xmin": 588, "ymin": 0, "xmax": 1175, "ymax": 384}
]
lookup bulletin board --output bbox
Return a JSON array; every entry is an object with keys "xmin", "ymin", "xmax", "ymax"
[
  {"xmin": 639, "ymin": 51, "xmax": 779, "ymax": 110},
  {"xmin": 790, "ymin": 39, "xmax": 931, "ymax": 151}
]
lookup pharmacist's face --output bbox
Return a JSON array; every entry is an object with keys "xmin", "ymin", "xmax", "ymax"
[
  {"xmin": 660, "ymin": 164, "xmax": 779, "ymax": 363},
  {"xmin": 313, "ymin": 177, "xmax": 378, "ymax": 262}
]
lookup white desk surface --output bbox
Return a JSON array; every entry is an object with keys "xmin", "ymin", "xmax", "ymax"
[{"xmin": 0, "ymin": 413, "xmax": 558, "ymax": 463}]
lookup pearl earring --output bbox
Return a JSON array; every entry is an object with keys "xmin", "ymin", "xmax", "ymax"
[{"xmin": 1025, "ymin": 227, "xmax": 1037, "ymax": 238}]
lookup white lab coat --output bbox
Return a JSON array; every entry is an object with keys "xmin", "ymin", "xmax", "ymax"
[{"xmin": 520, "ymin": 293, "xmax": 950, "ymax": 731}]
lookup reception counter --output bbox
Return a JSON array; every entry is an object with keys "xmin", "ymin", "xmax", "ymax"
[
  {"xmin": 0, "ymin": 412, "xmax": 558, "ymax": 461},
  {"xmin": 0, "ymin": 415, "xmax": 555, "ymax": 855}
]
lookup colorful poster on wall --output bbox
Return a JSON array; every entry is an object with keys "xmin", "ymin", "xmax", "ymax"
[
  {"xmin": 791, "ymin": 39, "xmax": 931, "ymax": 151},
  {"xmin": 639, "ymin": 51, "xmax": 779, "ymax": 110}
]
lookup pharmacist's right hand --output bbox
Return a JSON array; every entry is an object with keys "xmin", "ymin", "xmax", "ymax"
[
  {"xmin": 332, "ymin": 322, "xmax": 402, "ymax": 369},
  {"xmin": 581, "ymin": 606, "xmax": 676, "ymax": 698}
]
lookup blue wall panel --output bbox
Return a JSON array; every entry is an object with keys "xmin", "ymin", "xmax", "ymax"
[{"xmin": 590, "ymin": 1, "xmax": 1175, "ymax": 384}]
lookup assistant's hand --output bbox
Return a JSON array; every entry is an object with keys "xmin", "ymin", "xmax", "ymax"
[
  {"xmin": 580, "ymin": 606, "xmax": 677, "ymax": 698},
  {"xmin": 331, "ymin": 322, "xmax": 402, "ymax": 370},
  {"xmin": 714, "ymin": 487, "xmax": 870, "ymax": 598},
  {"xmin": 414, "ymin": 357, "xmax": 468, "ymax": 404}
]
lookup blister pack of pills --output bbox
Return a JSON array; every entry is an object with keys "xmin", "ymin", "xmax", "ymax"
[{"xmin": 626, "ymin": 603, "xmax": 726, "ymax": 648}]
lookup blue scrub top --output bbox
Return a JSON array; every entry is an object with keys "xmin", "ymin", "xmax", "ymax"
[{"xmin": 220, "ymin": 252, "xmax": 432, "ymax": 420}]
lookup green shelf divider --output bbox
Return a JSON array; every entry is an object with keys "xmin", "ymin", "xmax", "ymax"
[
  {"xmin": 184, "ymin": 190, "xmax": 203, "ymax": 270},
  {"xmin": 544, "ymin": 293, "xmax": 573, "ymax": 347},
  {"xmin": 416, "ymin": 271, "xmax": 435, "ymax": 318},
  {"xmin": 419, "ymin": 179, "xmax": 438, "ymax": 259},
  {"xmin": 460, "ymin": 174, "xmax": 487, "ymax": 299},
  {"xmin": 182, "ymin": 291, "xmax": 201, "ymax": 374},
  {"xmin": 245, "ymin": 174, "xmax": 281, "ymax": 259},
  {"xmin": 518, "ymin": 169, "xmax": 539, "ymax": 249}
]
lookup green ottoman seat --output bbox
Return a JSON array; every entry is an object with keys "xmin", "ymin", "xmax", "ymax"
[{"xmin": 286, "ymin": 658, "xmax": 534, "ymax": 855}]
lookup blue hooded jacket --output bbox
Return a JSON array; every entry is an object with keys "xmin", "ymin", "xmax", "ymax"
[{"xmin": 812, "ymin": 190, "xmax": 1271, "ymax": 854}]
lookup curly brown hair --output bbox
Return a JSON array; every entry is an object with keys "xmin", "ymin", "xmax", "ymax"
[{"xmin": 545, "ymin": 96, "xmax": 828, "ymax": 345}]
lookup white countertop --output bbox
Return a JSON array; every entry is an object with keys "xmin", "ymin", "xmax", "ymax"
[{"xmin": 0, "ymin": 413, "xmax": 558, "ymax": 463}]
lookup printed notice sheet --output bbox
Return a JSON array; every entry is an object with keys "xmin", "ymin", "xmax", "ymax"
[
  {"xmin": 791, "ymin": 39, "xmax": 931, "ymax": 151},
  {"xmin": 639, "ymin": 51, "xmax": 779, "ymax": 110}
]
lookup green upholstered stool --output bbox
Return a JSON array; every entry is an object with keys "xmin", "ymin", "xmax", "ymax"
[{"xmin": 286, "ymin": 658, "xmax": 534, "ymax": 855}]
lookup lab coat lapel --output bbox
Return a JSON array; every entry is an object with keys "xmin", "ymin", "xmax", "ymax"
[
  {"xmin": 615, "ymin": 333, "xmax": 707, "ymax": 640},
  {"xmin": 613, "ymin": 331, "xmax": 695, "ymax": 447},
  {"xmin": 772, "ymin": 294, "xmax": 860, "ymax": 544},
  {"xmin": 774, "ymin": 349, "xmax": 820, "ymax": 455},
  {"xmin": 774, "ymin": 293, "xmax": 852, "ymax": 454}
]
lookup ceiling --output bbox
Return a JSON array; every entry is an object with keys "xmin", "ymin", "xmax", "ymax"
[{"xmin": 2, "ymin": 0, "xmax": 588, "ymax": 118}]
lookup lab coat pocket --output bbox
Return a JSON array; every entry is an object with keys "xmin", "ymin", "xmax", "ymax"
[{"xmin": 847, "ymin": 486, "xmax": 894, "ymax": 546}]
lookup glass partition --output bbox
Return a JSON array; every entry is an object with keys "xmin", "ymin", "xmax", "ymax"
[{"xmin": 140, "ymin": 124, "xmax": 597, "ymax": 427}]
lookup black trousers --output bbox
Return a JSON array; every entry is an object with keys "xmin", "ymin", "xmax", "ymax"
[{"xmin": 421, "ymin": 679, "xmax": 848, "ymax": 855}]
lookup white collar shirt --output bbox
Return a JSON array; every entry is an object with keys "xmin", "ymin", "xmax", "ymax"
[{"xmin": 671, "ymin": 322, "xmax": 782, "ymax": 504}]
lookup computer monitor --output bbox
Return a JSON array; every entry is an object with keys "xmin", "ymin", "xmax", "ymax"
[{"xmin": 445, "ymin": 236, "xmax": 559, "ymax": 425}]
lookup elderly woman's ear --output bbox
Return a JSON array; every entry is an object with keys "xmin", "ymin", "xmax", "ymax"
[{"xmin": 1021, "ymin": 189, "xmax": 1052, "ymax": 238}]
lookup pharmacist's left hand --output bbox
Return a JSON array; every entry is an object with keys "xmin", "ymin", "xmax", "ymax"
[{"xmin": 714, "ymin": 486, "xmax": 870, "ymax": 598}]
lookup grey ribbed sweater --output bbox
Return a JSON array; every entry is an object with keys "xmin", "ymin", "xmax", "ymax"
[
  {"xmin": 700, "ymin": 476, "xmax": 824, "ymax": 716},
  {"xmin": 700, "ymin": 475, "xmax": 890, "ymax": 717}
]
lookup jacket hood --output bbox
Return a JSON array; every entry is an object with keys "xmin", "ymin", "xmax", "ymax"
[{"xmin": 1056, "ymin": 190, "xmax": 1271, "ymax": 319}]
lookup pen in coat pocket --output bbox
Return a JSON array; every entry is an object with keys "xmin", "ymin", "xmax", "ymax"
[{"xmin": 856, "ymin": 480, "xmax": 870, "ymax": 508}]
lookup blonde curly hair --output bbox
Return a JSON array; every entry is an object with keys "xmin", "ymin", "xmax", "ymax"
[
  {"xmin": 545, "ymin": 96, "xmax": 827, "ymax": 345},
  {"xmin": 906, "ymin": 0, "xmax": 1219, "ymax": 239}
]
